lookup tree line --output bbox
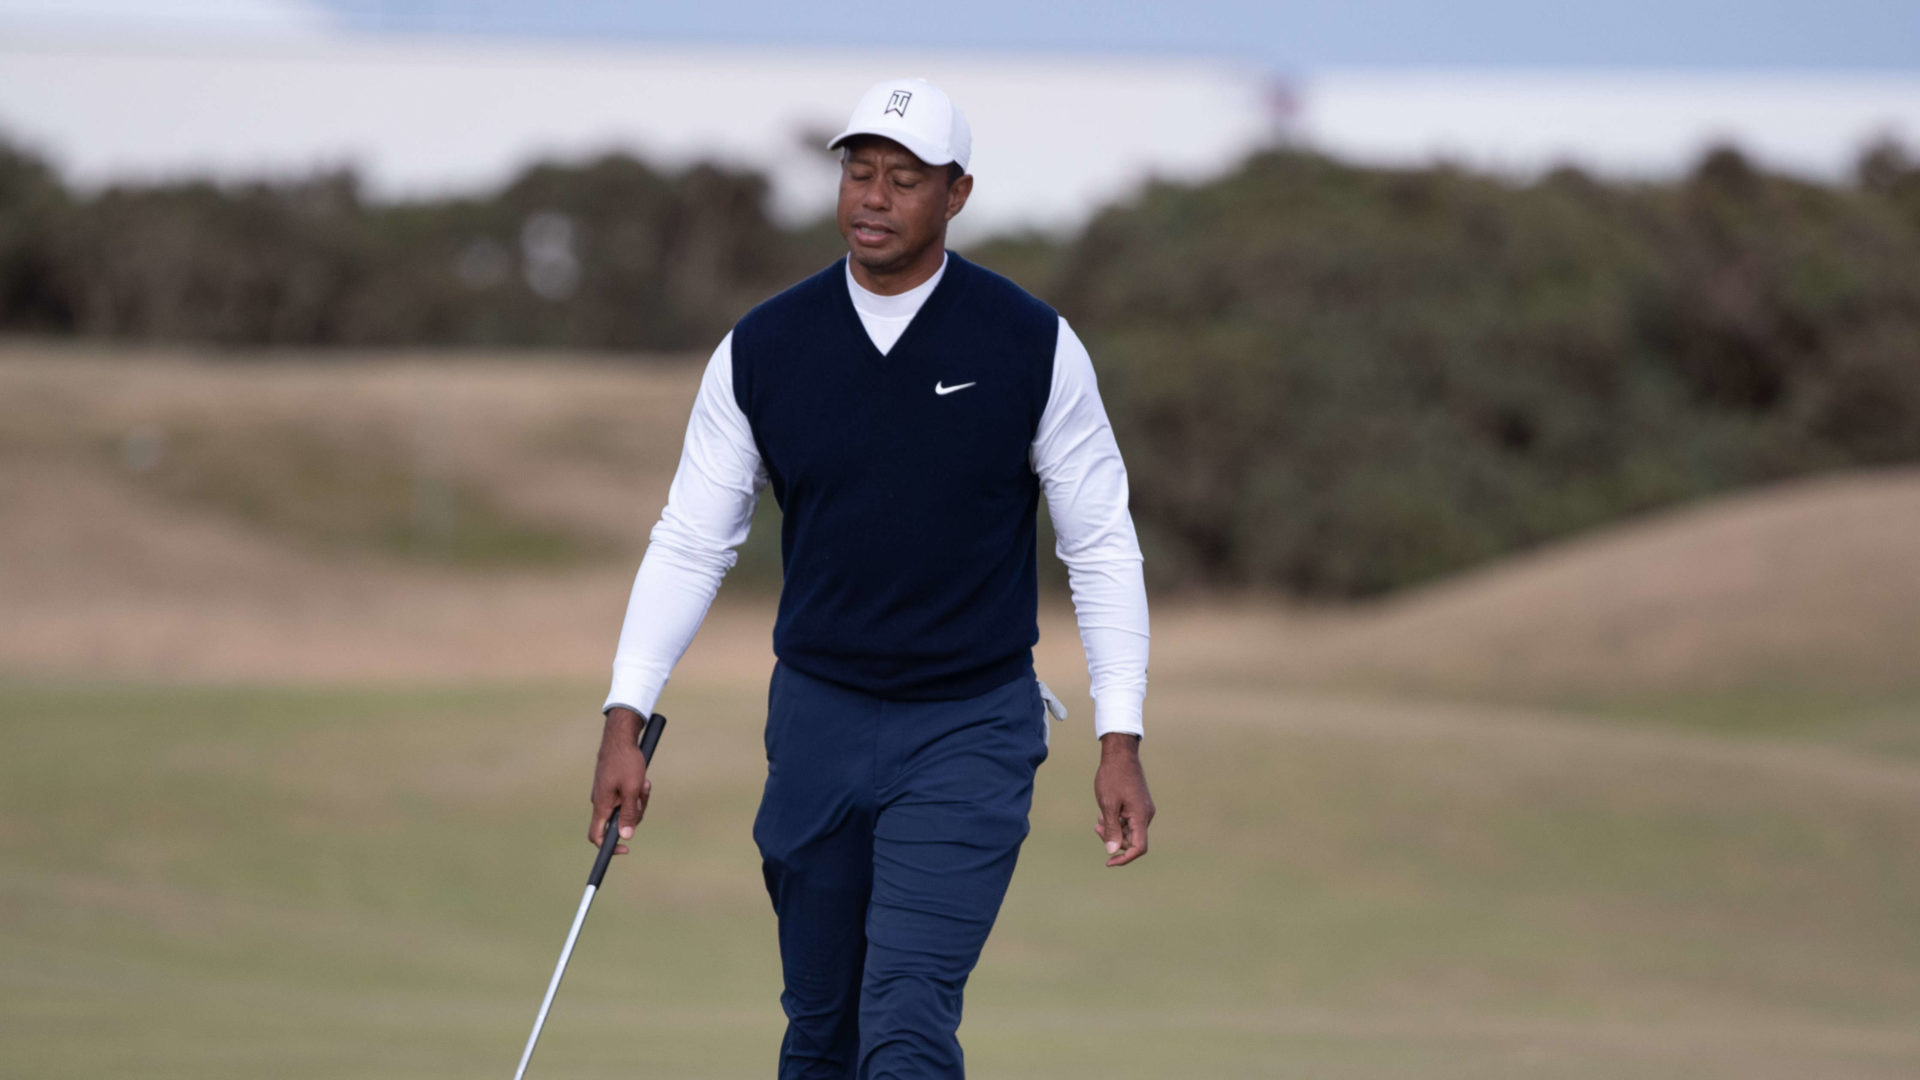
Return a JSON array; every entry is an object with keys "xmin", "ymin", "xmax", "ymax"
[
  {"xmin": 0, "ymin": 140, "xmax": 839, "ymax": 349},
  {"xmin": 4, "ymin": 135, "xmax": 1918, "ymax": 597},
  {"xmin": 1008, "ymin": 144, "xmax": 1920, "ymax": 596}
]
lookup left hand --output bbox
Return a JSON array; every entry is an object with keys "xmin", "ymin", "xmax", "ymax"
[{"xmin": 1093, "ymin": 733, "xmax": 1154, "ymax": 867}]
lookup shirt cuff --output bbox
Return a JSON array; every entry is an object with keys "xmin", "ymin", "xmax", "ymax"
[
  {"xmin": 603, "ymin": 666, "xmax": 666, "ymax": 719},
  {"xmin": 1091, "ymin": 691, "xmax": 1144, "ymax": 739}
]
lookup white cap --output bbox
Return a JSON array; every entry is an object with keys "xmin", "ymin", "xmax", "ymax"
[{"xmin": 826, "ymin": 77, "xmax": 972, "ymax": 172}]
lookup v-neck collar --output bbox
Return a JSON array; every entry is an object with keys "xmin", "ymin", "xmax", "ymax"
[
  {"xmin": 835, "ymin": 251, "xmax": 967, "ymax": 364},
  {"xmin": 846, "ymin": 252, "xmax": 946, "ymax": 320}
]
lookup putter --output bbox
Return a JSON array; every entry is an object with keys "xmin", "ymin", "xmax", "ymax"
[{"xmin": 512, "ymin": 711, "xmax": 667, "ymax": 1080}]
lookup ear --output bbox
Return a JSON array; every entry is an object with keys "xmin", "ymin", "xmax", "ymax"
[{"xmin": 944, "ymin": 173, "xmax": 973, "ymax": 222}]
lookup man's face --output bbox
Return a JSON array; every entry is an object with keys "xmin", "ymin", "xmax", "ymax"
[{"xmin": 836, "ymin": 136, "xmax": 972, "ymax": 275}]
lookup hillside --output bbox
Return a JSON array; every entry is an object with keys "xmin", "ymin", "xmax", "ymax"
[
  {"xmin": 1326, "ymin": 468, "xmax": 1920, "ymax": 695},
  {"xmin": 4, "ymin": 345, "xmax": 1916, "ymax": 704}
]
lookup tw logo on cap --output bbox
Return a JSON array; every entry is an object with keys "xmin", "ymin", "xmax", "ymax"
[{"xmin": 884, "ymin": 90, "xmax": 912, "ymax": 117}]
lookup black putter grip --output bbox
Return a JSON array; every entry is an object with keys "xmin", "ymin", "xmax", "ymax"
[
  {"xmin": 637, "ymin": 712, "xmax": 667, "ymax": 766},
  {"xmin": 588, "ymin": 712, "xmax": 667, "ymax": 889}
]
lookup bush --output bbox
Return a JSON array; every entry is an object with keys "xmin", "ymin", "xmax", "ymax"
[
  {"xmin": 0, "ymin": 142, "xmax": 840, "ymax": 349},
  {"xmin": 1013, "ymin": 145, "xmax": 1920, "ymax": 596}
]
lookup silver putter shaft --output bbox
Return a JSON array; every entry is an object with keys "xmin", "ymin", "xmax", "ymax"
[{"xmin": 512, "ymin": 712, "xmax": 666, "ymax": 1080}]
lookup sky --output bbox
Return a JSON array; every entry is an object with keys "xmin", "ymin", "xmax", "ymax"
[
  {"xmin": 3, "ymin": 0, "xmax": 1917, "ymax": 70},
  {"xmin": 2, "ymin": 0, "xmax": 1916, "ymax": 233},
  {"xmin": 319, "ymin": 0, "xmax": 1920, "ymax": 70}
]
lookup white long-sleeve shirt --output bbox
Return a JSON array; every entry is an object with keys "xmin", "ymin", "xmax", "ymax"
[{"xmin": 605, "ymin": 254, "xmax": 1150, "ymax": 737}]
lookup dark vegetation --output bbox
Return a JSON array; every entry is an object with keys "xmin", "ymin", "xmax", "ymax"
[
  {"xmin": 0, "ymin": 141, "xmax": 839, "ymax": 350},
  {"xmin": 4, "ymin": 136, "xmax": 1919, "ymax": 597},
  {"xmin": 1015, "ymin": 144, "xmax": 1920, "ymax": 595}
]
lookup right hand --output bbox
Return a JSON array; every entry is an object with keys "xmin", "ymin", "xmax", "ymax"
[{"xmin": 588, "ymin": 707, "xmax": 652, "ymax": 855}]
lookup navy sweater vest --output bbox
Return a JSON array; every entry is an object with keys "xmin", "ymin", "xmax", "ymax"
[{"xmin": 731, "ymin": 252, "xmax": 1059, "ymax": 700}]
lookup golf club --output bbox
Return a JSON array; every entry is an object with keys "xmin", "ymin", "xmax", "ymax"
[{"xmin": 511, "ymin": 711, "xmax": 667, "ymax": 1080}]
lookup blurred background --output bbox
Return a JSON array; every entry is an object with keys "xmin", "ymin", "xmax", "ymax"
[{"xmin": 3, "ymin": 2, "xmax": 1919, "ymax": 1077}]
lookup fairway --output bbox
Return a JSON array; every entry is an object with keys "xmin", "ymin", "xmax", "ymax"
[{"xmin": 5, "ymin": 671, "xmax": 1918, "ymax": 1079}]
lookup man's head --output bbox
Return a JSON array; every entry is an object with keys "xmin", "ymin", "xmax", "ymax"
[
  {"xmin": 826, "ymin": 78, "xmax": 973, "ymax": 280},
  {"xmin": 835, "ymin": 136, "xmax": 971, "ymax": 277}
]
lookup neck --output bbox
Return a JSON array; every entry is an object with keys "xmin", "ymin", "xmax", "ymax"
[{"xmin": 849, "ymin": 241, "xmax": 948, "ymax": 296}]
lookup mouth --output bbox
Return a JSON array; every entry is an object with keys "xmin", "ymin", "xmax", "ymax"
[{"xmin": 849, "ymin": 220, "xmax": 894, "ymax": 246}]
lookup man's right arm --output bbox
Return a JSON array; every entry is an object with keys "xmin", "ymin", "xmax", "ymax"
[
  {"xmin": 592, "ymin": 332, "xmax": 766, "ymax": 849},
  {"xmin": 604, "ymin": 331, "xmax": 767, "ymax": 718}
]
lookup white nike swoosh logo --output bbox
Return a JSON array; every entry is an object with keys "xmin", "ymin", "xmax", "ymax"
[{"xmin": 934, "ymin": 381, "xmax": 976, "ymax": 395}]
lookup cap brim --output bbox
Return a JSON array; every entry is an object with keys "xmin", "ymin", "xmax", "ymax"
[{"xmin": 825, "ymin": 125, "xmax": 956, "ymax": 168}]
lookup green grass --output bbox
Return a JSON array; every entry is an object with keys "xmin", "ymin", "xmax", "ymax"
[{"xmin": 3, "ymin": 677, "xmax": 1918, "ymax": 1078}]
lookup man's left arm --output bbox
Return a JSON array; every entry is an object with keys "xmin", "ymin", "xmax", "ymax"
[{"xmin": 1031, "ymin": 318, "xmax": 1154, "ymax": 867}]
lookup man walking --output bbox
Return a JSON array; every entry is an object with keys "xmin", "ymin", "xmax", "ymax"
[{"xmin": 590, "ymin": 77, "xmax": 1153, "ymax": 1078}]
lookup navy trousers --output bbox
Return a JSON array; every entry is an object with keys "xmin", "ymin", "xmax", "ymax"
[{"xmin": 752, "ymin": 661, "xmax": 1050, "ymax": 1080}]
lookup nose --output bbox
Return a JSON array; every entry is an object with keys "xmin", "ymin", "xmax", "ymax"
[{"xmin": 860, "ymin": 176, "xmax": 890, "ymax": 210}]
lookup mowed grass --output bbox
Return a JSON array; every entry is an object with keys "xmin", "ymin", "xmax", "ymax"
[{"xmin": 3, "ymin": 676, "xmax": 1919, "ymax": 1079}]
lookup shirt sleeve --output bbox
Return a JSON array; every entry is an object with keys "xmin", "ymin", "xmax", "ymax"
[
  {"xmin": 604, "ymin": 332, "xmax": 768, "ymax": 717},
  {"xmin": 1030, "ymin": 318, "xmax": 1150, "ymax": 738}
]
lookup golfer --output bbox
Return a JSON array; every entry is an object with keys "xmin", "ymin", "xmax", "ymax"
[{"xmin": 590, "ymin": 76, "xmax": 1153, "ymax": 1078}]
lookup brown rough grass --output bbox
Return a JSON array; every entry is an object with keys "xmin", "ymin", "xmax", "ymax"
[{"xmin": 3, "ymin": 342, "xmax": 1918, "ymax": 699}]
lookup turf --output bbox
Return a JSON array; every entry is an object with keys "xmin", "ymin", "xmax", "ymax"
[{"xmin": 3, "ymin": 675, "xmax": 1918, "ymax": 1078}]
